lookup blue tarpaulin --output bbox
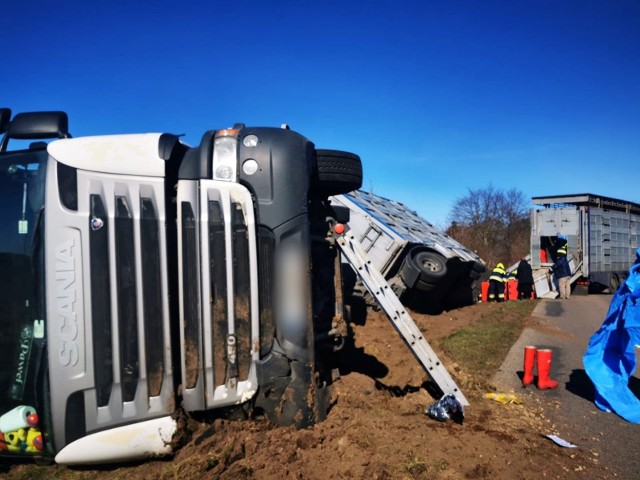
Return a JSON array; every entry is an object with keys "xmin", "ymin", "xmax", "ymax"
[{"xmin": 583, "ymin": 248, "xmax": 640, "ymax": 423}]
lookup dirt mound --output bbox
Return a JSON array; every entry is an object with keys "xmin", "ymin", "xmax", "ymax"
[{"xmin": 5, "ymin": 303, "xmax": 609, "ymax": 479}]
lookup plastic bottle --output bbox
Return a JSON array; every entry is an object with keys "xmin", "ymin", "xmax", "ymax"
[{"xmin": 0, "ymin": 405, "xmax": 36, "ymax": 433}]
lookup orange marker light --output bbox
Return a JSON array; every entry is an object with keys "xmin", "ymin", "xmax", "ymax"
[
  {"xmin": 216, "ymin": 129, "xmax": 239, "ymax": 137},
  {"xmin": 334, "ymin": 223, "xmax": 345, "ymax": 234}
]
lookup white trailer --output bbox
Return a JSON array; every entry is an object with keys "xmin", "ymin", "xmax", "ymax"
[
  {"xmin": 530, "ymin": 193, "xmax": 640, "ymax": 297},
  {"xmin": 331, "ymin": 190, "xmax": 485, "ymax": 312}
]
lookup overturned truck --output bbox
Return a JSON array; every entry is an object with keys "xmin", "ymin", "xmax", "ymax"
[
  {"xmin": 331, "ymin": 190, "xmax": 485, "ymax": 312},
  {"xmin": 0, "ymin": 110, "xmax": 465, "ymax": 465}
]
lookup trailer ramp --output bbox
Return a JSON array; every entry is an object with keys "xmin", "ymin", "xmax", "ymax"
[
  {"xmin": 333, "ymin": 227, "xmax": 469, "ymax": 406},
  {"xmin": 532, "ymin": 255, "xmax": 583, "ymax": 299}
]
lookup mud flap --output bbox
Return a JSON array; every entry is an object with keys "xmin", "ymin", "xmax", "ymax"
[{"xmin": 255, "ymin": 351, "xmax": 329, "ymax": 428}]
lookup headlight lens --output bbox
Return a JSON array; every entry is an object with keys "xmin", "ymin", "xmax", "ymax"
[
  {"xmin": 212, "ymin": 135, "xmax": 238, "ymax": 182},
  {"xmin": 243, "ymin": 134, "xmax": 259, "ymax": 147},
  {"xmin": 215, "ymin": 165, "xmax": 234, "ymax": 180},
  {"xmin": 242, "ymin": 159, "xmax": 259, "ymax": 175}
]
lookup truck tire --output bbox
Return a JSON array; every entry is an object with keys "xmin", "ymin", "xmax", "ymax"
[
  {"xmin": 312, "ymin": 149, "xmax": 362, "ymax": 196},
  {"xmin": 400, "ymin": 247, "xmax": 448, "ymax": 292},
  {"xmin": 468, "ymin": 261, "xmax": 485, "ymax": 280},
  {"xmin": 472, "ymin": 261, "xmax": 486, "ymax": 274},
  {"xmin": 469, "ymin": 270, "xmax": 481, "ymax": 281}
]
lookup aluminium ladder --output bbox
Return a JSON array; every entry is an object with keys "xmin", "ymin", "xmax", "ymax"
[{"xmin": 333, "ymin": 226, "xmax": 469, "ymax": 406}]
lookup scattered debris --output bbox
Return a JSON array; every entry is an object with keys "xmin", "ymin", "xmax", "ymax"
[
  {"xmin": 546, "ymin": 434, "xmax": 577, "ymax": 448},
  {"xmin": 426, "ymin": 394, "xmax": 465, "ymax": 423},
  {"xmin": 484, "ymin": 393, "xmax": 523, "ymax": 404}
]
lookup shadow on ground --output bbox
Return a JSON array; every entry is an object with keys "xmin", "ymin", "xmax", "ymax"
[
  {"xmin": 566, "ymin": 369, "xmax": 595, "ymax": 402},
  {"xmin": 566, "ymin": 368, "xmax": 640, "ymax": 403}
]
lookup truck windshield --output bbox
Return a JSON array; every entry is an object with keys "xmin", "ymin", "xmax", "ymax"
[{"xmin": 0, "ymin": 147, "xmax": 50, "ymax": 456}]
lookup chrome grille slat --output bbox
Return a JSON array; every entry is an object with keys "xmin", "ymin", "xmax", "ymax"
[{"xmin": 179, "ymin": 180, "xmax": 259, "ymax": 412}]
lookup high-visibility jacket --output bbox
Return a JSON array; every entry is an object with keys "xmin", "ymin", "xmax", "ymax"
[
  {"xmin": 489, "ymin": 265, "xmax": 506, "ymax": 283},
  {"xmin": 557, "ymin": 243, "xmax": 568, "ymax": 256},
  {"xmin": 506, "ymin": 269, "xmax": 517, "ymax": 281}
]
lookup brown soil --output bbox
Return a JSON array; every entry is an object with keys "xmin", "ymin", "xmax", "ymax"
[{"xmin": 5, "ymin": 303, "xmax": 611, "ymax": 479}]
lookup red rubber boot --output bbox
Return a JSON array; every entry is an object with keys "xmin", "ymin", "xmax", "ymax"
[
  {"xmin": 522, "ymin": 346, "xmax": 537, "ymax": 387},
  {"xmin": 536, "ymin": 349, "xmax": 559, "ymax": 390}
]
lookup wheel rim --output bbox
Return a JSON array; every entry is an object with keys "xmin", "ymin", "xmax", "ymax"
[
  {"xmin": 414, "ymin": 251, "xmax": 445, "ymax": 276},
  {"xmin": 422, "ymin": 258, "xmax": 441, "ymax": 272}
]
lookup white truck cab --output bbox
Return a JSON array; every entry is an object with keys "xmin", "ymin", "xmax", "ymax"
[{"xmin": 0, "ymin": 110, "xmax": 361, "ymax": 464}]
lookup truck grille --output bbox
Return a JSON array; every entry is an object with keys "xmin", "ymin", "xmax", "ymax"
[
  {"xmin": 178, "ymin": 180, "xmax": 260, "ymax": 412},
  {"xmin": 89, "ymin": 194, "xmax": 113, "ymax": 407},
  {"xmin": 47, "ymin": 163, "xmax": 176, "ymax": 448},
  {"xmin": 88, "ymin": 193, "xmax": 168, "ymax": 409}
]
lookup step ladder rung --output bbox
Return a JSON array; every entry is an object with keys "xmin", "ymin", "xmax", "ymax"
[{"xmin": 334, "ymin": 230, "xmax": 469, "ymax": 406}]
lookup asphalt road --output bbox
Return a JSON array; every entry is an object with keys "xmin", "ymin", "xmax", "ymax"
[{"xmin": 493, "ymin": 294, "xmax": 640, "ymax": 479}]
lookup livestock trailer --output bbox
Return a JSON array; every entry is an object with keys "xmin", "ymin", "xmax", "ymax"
[
  {"xmin": 530, "ymin": 193, "xmax": 640, "ymax": 295},
  {"xmin": 331, "ymin": 190, "xmax": 485, "ymax": 311}
]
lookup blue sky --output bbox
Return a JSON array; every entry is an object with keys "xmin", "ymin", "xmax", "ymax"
[{"xmin": 3, "ymin": 1, "xmax": 639, "ymax": 226}]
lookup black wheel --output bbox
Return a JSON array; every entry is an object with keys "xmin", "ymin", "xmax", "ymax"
[
  {"xmin": 472, "ymin": 261, "xmax": 486, "ymax": 274},
  {"xmin": 312, "ymin": 149, "xmax": 363, "ymax": 196},
  {"xmin": 466, "ymin": 261, "xmax": 485, "ymax": 281},
  {"xmin": 413, "ymin": 250, "xmax": 447, "ymax": 283},
  {"xmin": 399, "ymin": 247, "xmax": 448, "ymax": 292}
]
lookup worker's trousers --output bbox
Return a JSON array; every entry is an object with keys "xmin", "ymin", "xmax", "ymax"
[
  {"xmin": 488, "ymin": 280, "xmax": 504, "ymax": 302},
  {"xmin": 558, "ymin": 277, "xmax": 571, "ymax": 299}
]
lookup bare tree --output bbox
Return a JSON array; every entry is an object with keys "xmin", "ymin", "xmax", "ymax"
[
  {"xmin": 500, "ymin": 188, "xmax": 530, "ymax": 264},
  {"xmin": 446, "ymin": 185, "xmax": 530, "ymax": 268}
]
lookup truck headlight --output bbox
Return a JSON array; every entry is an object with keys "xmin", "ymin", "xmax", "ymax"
[
  {"xmin": 212, "ymin": 130, "xmax": 238, "ymax": 182},
  {"xmin": 215, "ymin": 164, "xmax": 234, "ymax": 180}
]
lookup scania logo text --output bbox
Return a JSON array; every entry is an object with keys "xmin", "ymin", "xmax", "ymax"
[{"xmin": 56, "ymin": 239, "xmax": 80, "ymax": 367}]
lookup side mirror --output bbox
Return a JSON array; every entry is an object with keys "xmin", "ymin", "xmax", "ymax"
[{"xmin": 1, "ymin": 111, "xmax": 70, "ymax": 151}]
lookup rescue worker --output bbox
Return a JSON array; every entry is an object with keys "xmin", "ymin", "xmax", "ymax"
[
  {"xmin": 504, "ymin": 267, "xmax": 518, "ymax": 300},
  {"xmin": 550, "ymin": 253, "xmax": 571, "ymax": 299},
  {"xmin": 556, "ymin": 238, "xmax": 568, "ymax": 257},
  {"xmin": 516, "ymin": 258, "xmax": 534, "ymax": 299},
  {"xmin": 488, "ymin": 262, "xmax": 506, "ymax": 302}
]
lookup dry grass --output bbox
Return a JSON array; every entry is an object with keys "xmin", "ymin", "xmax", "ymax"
[{"xmin": 439, "ymin": 301, "xmax": 537, "ymax": 389}]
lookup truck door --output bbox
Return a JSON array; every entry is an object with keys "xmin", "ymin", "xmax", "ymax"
[{"xmin": 531, "ymin": 207, "xmax": 580, "ymax": 267}]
